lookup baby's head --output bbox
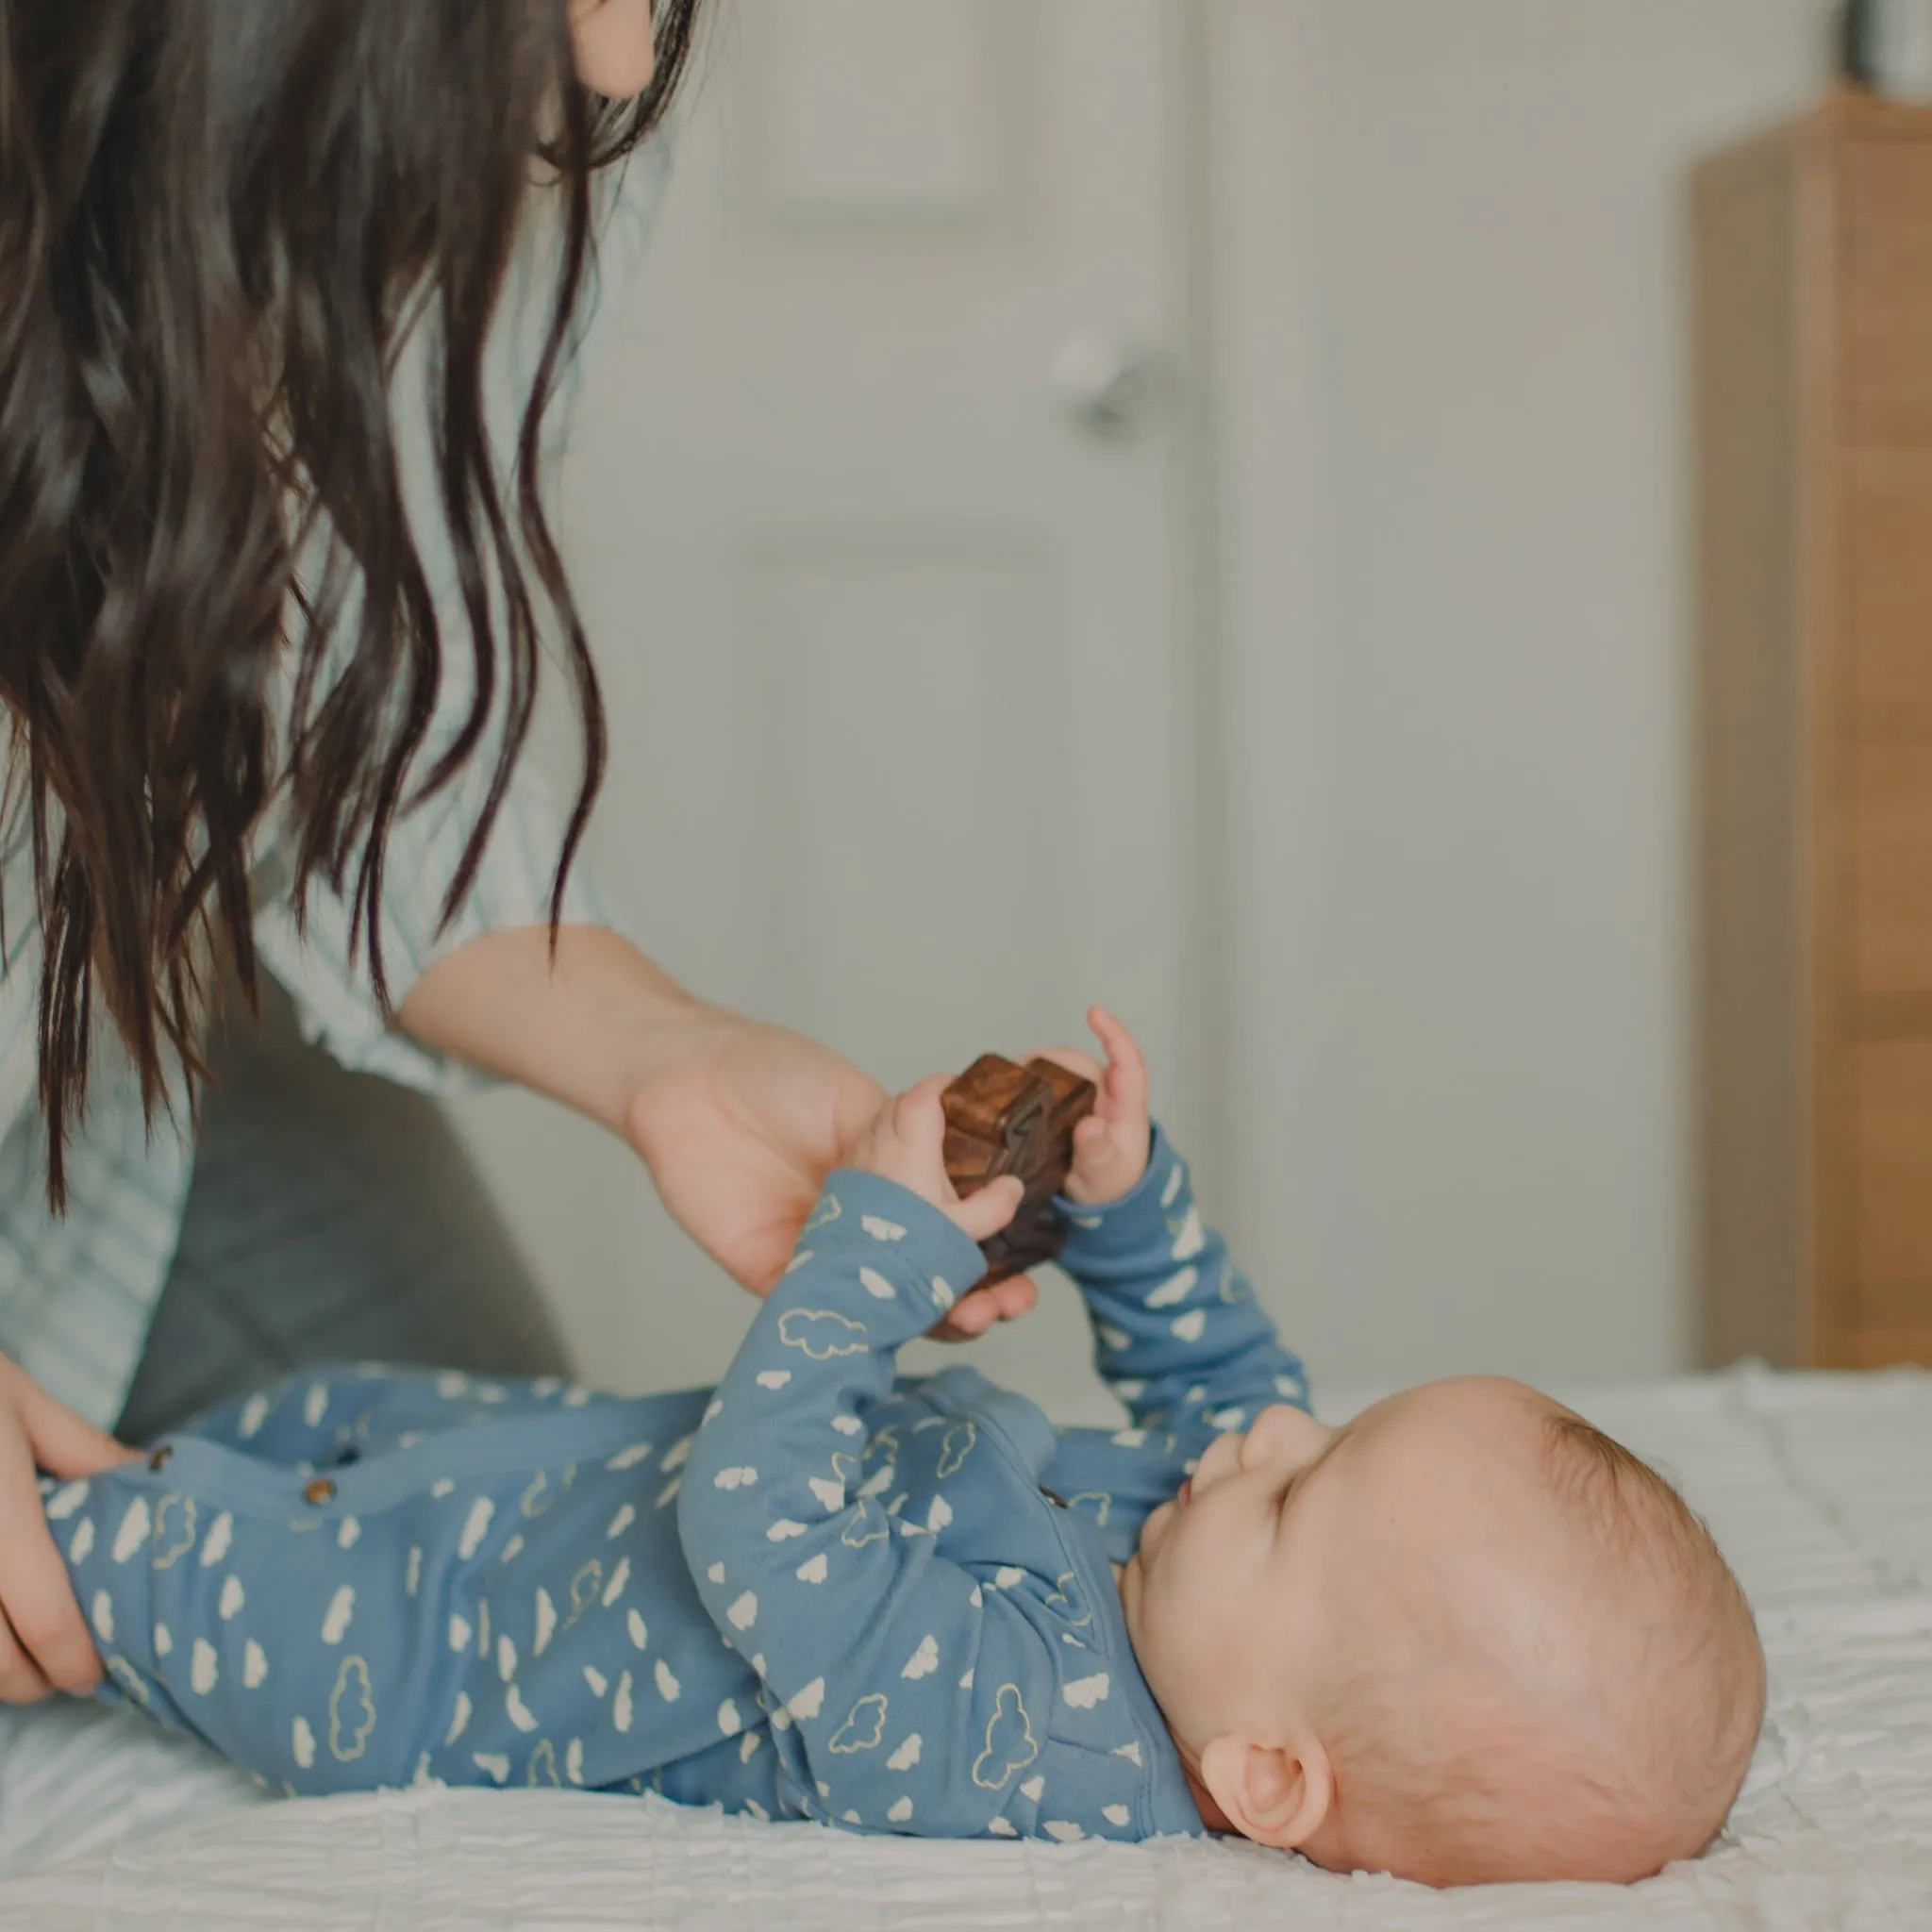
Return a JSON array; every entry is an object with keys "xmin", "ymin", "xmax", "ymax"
[{"xmin": 1118, "ymin": 1377, "xmax": 1765, "ymax": 1887}]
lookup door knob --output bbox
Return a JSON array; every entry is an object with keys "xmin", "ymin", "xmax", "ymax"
[{"xmin": 1053, "ymin": 333, "xmax": 1165, "ymax": 440}]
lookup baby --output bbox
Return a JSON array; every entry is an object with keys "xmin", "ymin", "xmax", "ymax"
[{"xmin": 41, "ymin": 1010, "xmax": 1764, "ymax": 1887}]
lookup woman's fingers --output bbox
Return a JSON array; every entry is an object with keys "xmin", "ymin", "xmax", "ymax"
[
  {"xmin": 0, "ymin": 1420, "xmax": 100, "ymax": 1698},
  {"xmin": 19, "ymin": 1377, "xmax": 139, "ymax": 1482},
  {"xmin": 0, "ymin": 1550, "xmax": 96, "ymax": 1698},
  {"xmin": 0, "ymin": 1362, "xmax": 127, "ymax": 1696},
  {"xmin": 0, "ymin": 1624, "xmax": 51, "ymax": 1707},
  {"xmin": 932, "ymin": 1293, "xmax": 995, "ymax": 1341},
  {"xmin": 930, "ymin": 1270, "xmax": 1039, "ymax": 1341},
  {"xmin": 981, "ymin": 1272, "xmax": 1038, "ymax": 1322}
]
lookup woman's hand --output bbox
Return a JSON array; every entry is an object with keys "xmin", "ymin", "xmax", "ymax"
[
  {"xmin": 0, "ymin": 1356, "xmax": 136, "ymax": 1703},
  {"xmin": 625, "ymin": 1008, "xmax": 887, "ymax": 1293},
  {"xmin": 626, "ymin": 1013, "xmax": 1041, "ymax": 1340}
]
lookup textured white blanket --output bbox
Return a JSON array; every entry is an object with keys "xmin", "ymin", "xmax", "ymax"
[{"xmin": 0, "ymin": 1366, "xmax": 1925, "ymax": 1929}]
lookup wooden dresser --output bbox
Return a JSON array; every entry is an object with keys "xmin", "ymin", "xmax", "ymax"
[{"xmin": 1698, "ymin": 93, "xmax": 1932, "ymax": 1369}]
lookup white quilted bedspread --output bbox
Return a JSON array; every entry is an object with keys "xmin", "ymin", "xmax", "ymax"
[{"xmin": 0, "ymin": 1365, "xmax": 1926, "ymax": 1930}]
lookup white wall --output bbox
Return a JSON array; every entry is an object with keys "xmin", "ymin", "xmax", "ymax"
[
  {"xmin": 1210, "ymin": 0, "xmax": 1839, "ymax": 1391},
  {"xmin": 457, "ymin": 0, "xmax": 1843, "ymax": 1405}
]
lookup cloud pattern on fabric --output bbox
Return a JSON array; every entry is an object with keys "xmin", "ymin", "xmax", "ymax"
[
  {"xmin": 777, "ymin": 1309, "xmax": 869, "ymax": 1360},
  {"xmin": 828, "ymin": 1693, "xmax": 890, "ymax": 1754},
  {"xmin": 329, "ymin": 1656, "xmax": 376, "ymax": 1761},
  {"xmin": 972, "ymin": 1686, "xmax": 1040, "ymax": 1791}
]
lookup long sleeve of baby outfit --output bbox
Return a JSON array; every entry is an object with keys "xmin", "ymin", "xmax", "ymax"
[
  {"xmin": 1056, "ymin": 1126, "xmax": 1310, "ymax": 1445},
  {"xmin": 678, "ymin": 1174, "xmax": 1096, "ymax": 1838}
]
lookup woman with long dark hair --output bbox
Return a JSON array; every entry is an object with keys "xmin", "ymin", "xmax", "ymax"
[{"xmin": 0, "ymin": 0, "xmax": 1034, "ymax": 1712}]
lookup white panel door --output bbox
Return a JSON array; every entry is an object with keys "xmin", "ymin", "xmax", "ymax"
[{"xmin": 453, "ymin": 0, "xmax": 1198, "ymax": 1416}]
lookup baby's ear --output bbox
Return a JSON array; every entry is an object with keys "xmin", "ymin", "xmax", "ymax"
[{"xmin": 1198, "ymin": 1733, "xmax": 1334, "ymax": 1852}]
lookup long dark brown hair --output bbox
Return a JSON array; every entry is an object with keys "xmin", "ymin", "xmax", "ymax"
[{"xmin": 0, "ymin": 0, "xmax": 700, "ymax": 1201}]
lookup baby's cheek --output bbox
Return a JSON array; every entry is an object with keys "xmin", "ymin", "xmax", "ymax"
[{"xmin": 1144, "ymin": 1572, "xmax": 1251, "ymax": 1710}]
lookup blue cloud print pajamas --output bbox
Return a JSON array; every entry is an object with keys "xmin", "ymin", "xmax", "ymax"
[{"xmin": 46, "ymin": 1127, "xmax": 1310, "ymax": 1842}]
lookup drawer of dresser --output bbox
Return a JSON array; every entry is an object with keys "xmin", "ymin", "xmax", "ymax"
[
  {"xmin": 1845, "ymin": 449, "xmax": 1932, "ymax": 999},
  {"xmin": 1848, "ymin": 451, "xmax": 1932, "ymax": 736},
  {"xmin": 1855, "ymin": 1042, "xmax": 1932, "ymax": 1305},
  {"xmin": 1851, "ymin": 741, "xmax": 1932, "ymax": 997},
  {"xmin": 1845, "ymin": 139, "xmax": 1932, "ymax": 444}
]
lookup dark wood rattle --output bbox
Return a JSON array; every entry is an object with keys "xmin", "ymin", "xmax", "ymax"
[{"xmin": 941, "ymin": 1054, "xmax": 1098, "ymax": 1286}]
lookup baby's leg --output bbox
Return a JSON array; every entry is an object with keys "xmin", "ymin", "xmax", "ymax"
[
  {"xmin": 48, "ymin": 1450, "xmax": 445, "ymax": 1791},
  {"xmin": 45, "ymin": 1387, "xmax": 691, "ymax": 1797}
]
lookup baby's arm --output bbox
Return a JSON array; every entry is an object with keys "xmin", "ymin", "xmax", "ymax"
[
  {"xmin": 678, "ymin": 1103, "xmax": 1082, "ymax": 1837},
  {"xmin": 1041, "ymin": 1010, "xmax": 1310, "ymax": 1441},
  {"xmin": 1059, "ymin": 1132, "xmax": 1309, "ymax": 1440}
]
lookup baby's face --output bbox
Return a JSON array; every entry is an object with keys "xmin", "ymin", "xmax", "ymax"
[{"xmin": 1117, "ymin": 1398, "xmax": 1356, "ymax": 1773}]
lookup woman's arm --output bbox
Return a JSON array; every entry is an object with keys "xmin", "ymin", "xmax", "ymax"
[
  {"xmin": 398, "ymin": 923, "xmax": 718, "ymax": 1142},
  {"xmin": 398, "ymin": 924, "xmax": 879, "ymax": 1293},
  {"xmin": 396, "ymin": 924, "xmax": 1042, "ymax": 1333}
]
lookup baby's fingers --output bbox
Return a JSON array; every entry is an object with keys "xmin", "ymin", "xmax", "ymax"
[
  {"xmin": 863, "ymin": 1075, "xmax": 952, "ymax": 1184},
  {"xmin": 950, "ymin": 1174, "xmax": 1024, "ymax": 1246},
  {"xmin": 890, "ymin": 1074, "xmax": 953, "ymax": 1152},
  {"xmin": 1085, "ymin": 1007, "xmax": 1149, "ymax": 1122}
]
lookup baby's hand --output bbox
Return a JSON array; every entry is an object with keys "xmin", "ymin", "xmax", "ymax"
[
  {"xmin": 842, "ymin": 1076, "xmax": 1026, "ymax": 1246},
  {"xmin": 1028, "ymin": 1007, "xmax": 1151, "ymax": 1207}
]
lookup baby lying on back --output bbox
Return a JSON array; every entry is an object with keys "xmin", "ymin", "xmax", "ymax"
[{"xmin": 44, "ymin": 1010, "xmax": 1764, "ymax": 1887}]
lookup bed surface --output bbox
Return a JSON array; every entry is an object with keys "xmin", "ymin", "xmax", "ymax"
[{"xmin": 0, "ymin": 1365, "xmax": 1927, "ymax": 1929}]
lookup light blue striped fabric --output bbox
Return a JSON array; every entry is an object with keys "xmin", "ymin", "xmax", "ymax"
[{"xmin": 0, "ymin": 144, "xmax": 670, "ymax": 1429}]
